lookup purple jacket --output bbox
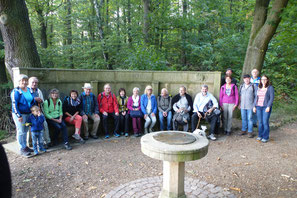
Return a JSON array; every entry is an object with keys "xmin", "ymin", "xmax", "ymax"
[
  {"xmin": 219, "ymin": 84, "xmax": 239, "ymax": 107},
  {"xmin": 127, "ymin": 96, "xmax": 141, "ymax": 114}
]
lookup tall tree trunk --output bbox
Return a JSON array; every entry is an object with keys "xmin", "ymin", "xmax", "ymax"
[
  {"xmin": 35, "ymin": 1, "xmax": 48, "ymax": 48},
  {"xmin": 142, "ymin": 0, "xmax": 150, "ymax": 44},
  {"xmin": 181, "ymin": 0, "xmax": 187, "ymax": 66},
  {"xmin": 93, "ymin": 0, "xmax": 112, "ymax": 69},
  {"xmin": 116, "ymin": 3, "xmax": 120, "ymax": 52},
  {"xmin": 127, "ymin": 0, "xmax": 132, "ymax": 45},
  {"xmin": 241, "ymin": 0, "xmax": 289, "ymax": 79},
  {"xmin": 0, "ymin": 32, "xmax": 7, "ymax": 83},
  {"xmin": 64, "ymin": 0, "xmax": 74, "ymax": 68},
  {"xmin": 0, "ymin": 0, "xmax": 41, "ymax": 80}
]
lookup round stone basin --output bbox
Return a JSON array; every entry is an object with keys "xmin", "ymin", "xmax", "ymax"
[{"xmin": 141, "ymin": 131, "xmax": 209, "ymax": 162}]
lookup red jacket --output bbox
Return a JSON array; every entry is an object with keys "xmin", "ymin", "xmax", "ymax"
[{"xmin": 97, "ymin": 92, "xmax": 119, "ymax": 114}]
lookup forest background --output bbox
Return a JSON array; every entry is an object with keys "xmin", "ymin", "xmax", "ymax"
[{"xmin": 0, "ymin": 0, "xmax": 296, "ymax": 134}]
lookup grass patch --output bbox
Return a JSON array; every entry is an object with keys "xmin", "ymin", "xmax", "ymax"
[
  {"xmin": 0, "ymin": 130, "xmax": 8, "ymax": 140},
  {"xmin": 271, "ymin": 100, "xmax": 297, "ymax": 120}
]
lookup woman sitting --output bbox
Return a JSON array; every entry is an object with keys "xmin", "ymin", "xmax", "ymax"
[
  {"xmin": 141, "ymin": 85, "xmax": 157, "ymax": 134},
  {"xmin": 117, "ymin": 88, "xmax": 129, "ymax": 137},
  {"xmin": 63, "ymin": 90, "xmax": 85, "ymax": 143},
  {"xmin": 253, "ymin": 75, "xmax": 274, "ymax": 143},
  {"xmin": 158, "ymin": 88, "xmax": 172, "ymax": 131},
  {"xmin": 44, "ymin": 88, "xmax": 72, "ymax": 150},
  {"xmin": 127, "ymin": 87, "xmax": 143, "ymax": 137}
]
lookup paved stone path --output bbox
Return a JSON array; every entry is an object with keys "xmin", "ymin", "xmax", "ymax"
[{"xmin": 106, "ymin": 176, "xmax": 236, "ymax": 198}]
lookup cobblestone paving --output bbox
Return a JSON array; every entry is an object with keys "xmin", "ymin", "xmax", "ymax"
[{"xmin": 106, "ymin": 176, "xmax": 236, "ymax": 198}]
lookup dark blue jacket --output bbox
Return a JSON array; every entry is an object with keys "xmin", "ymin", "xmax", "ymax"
[
  {"xmin": 79, "ymin": 92, "xmax": 99, "ymax": 115},
  {"xmin": 11, "ymin": 87, "xmax": 36, "ymax": 118},
  {"xmin": 254, "ymin": 85, "xmax": 275, "ymax": 108},
  {"xmin": 141, "ymin": 94, "xmax": 157, "ymax": 115},
  {"xmin": 27, "ymin": 114, "xmax": 45, "ymax": 132}
]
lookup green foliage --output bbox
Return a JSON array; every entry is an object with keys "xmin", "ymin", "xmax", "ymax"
[{"xmin": 0, "ymin": 130, "xmax": 7, "ymax": 140}]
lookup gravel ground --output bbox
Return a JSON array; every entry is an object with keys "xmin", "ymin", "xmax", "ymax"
[{"xmin": 6, "ymin": 120, "xmax": 297, "ymax": 198}]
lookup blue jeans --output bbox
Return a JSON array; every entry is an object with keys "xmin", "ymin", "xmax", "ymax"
[
  {"xmin": 12, "ymin": 113, "xmax": 30, "ymax": 150},
  {"xmin": 252, "ymin": 112, "xmax": 258, "ymax": 126},
  {"xmin": 47, "ymin": 119, "xmax": 69, "ymax": 144},
  {"xmin": 31, "ymin": 131, "xmax": 45, "ymax": 154},
  {"xmin": 241, "ymin": 109, "xmax": 253, "ymax": 133},
  {"xmin": 159, "ymin": 111, "xmax": 172, "ymax": 131},
  {"xmin": 256, "ymin": 106, "xmax": 272, "ymax": 140}
]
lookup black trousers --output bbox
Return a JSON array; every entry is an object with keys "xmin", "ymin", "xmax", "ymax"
[
  {"xmin": 191, "ymin": 112, "xmax": 219, "ymax": 135},
  {"xmin": 102, "ymin": 112, "xmax": 120, "ymax": 135},
  {"xmin": 119, "ymin": 112, "xmax": 130, "ymax": 133}
]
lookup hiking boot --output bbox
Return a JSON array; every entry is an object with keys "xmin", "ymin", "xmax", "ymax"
[
  {"xmin": 239, "ymin": 131, "xmax": 247, "ymax": 136},
  {"xmin": 125, "ymin": 133, "xmax": 129, "ymax": 137},
  {"xmin": 25, "ymin": 147, "xmax": 34, "ymax": 153},
  {"xmin": 256, "ymin": 137, "xmax": 262, "ymax": 142},
  {"xmin": 248, "ymin": 132, "xmax": 255, "ymax": 138},
  {"xmin": 114, "ymin": 132, "xmax": 120, "ymax": 137},
  {"xmin": 104, "ymin": 135, "xmax": 110, "ymax": 139},
  {"xmin": 64, "ymin": 143, "xmax": 72, "ymax": 150},
  {"xmin": 72, "ymin": 134, "xmax": 81, "ymax": 140},
  {"xmin": 208, "ymin": 134, "xmax": 217, "ymax": 141},
  {"xmin": 261, "ymin": 138, "xmax": 268, "ymax": 143},
  {"xmin": 20, "ymin": 149, "xmax": 31, "ymax": 157}
]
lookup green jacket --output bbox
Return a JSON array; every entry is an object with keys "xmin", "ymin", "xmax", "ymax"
[{"xmin": 44, "ymin": 98, "xmax": 63, "ymax": 119}]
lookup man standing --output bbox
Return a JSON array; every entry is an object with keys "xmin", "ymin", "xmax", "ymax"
[
  {"xmin": 239, "ymin": 74, "xmax": 257, "ymax": 138},
  {"xmin": 192, "ymin": 85, "xmax": 219, "ymax": 141},
  {"xmin": 28, "ymin": 77, "xmax": 51, "ymax": 148},
  {"xmin": 80, "ymin": 83, "xmax": 100, "ymax": 140},
  {"xmin": 97, "ymin": 84, "xmax": 120, "ymax": 139},
  {"xmin": 221, "ymin": 68, "xmax": 237, "ymax": 86}
]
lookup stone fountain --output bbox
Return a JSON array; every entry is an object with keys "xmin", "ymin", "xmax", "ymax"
[{"xmin": 141, "ymin": 131, "xmax": 209, "ymax": 198}]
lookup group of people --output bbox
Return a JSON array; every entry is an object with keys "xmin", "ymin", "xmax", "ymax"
[{"xmin": 11, "ymin": 68, "xmax": 274, "ymax": 157}]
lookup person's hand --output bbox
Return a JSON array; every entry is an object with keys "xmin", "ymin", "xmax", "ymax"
[
  {"xmin": 197, "ymin": 112, "xmax": 202, "ymax": 118},
  {"xmin": 115, "ymin": 112, "xmax": 119, "ymax": 116},
  {"xmin": 83, "ymin": 115, "xmax": 88, "ymax": 120},
  {"xmin": 233, "ymin": 105, "xmax": 237, "ymax": 111},
  {"xmin": 34, "ymin": 97, "xmax": 43, "ymax": 103},
  {"xmin": 18, "ymin": 117, "xmax": 23, "ymax": 122},
  {"xmin": 122, "ymin": 111, "xmax": 126, "ymax": 116},
  {"xmin": 151, "ymin": 113, "xmax": 155, "ymax": 117},
  {"xmin": 253, "ymin": 107, "xmax": 256, "ymax": 113},
  {"xmin": 163, "ymin": 112, "xmax": 167, "ymax": 117},
  {"xmin": 238, "ymin": 105, "xmax": 241, "ymax": 110},
  {"xmin": 221, "ymin": 107, "xmax": 224, "ymax": 111},
  {"xmin": 58, "ymin": 118, "xmax": 62, "ymax": 123},
  {"xmin": 103, "ymin": 112, "xmax": 108, "ymax": 116},
  {"xmin": 38, "ymin": 111, "xmax": 41, "ymax": 116},
  {"xmin": 265, "ymin": 107, "xmax": 270, "ymax": 113},
  {"xmin": 144, "ymin": 114, "xmax": 148, "ymax": 119},
  {"xmin": 94, "ymin": 114, "xmax": 99, "ymax": 118},
  {"xmin": 70, "ymin": 116, "xmax": 74, "ymax": 122},
  {"xmin": 177, "ymin": 109, "xmax": 182, "ymax": 113},
  {"xmin": 207, "ymin": 108, "xmax": 213, "ymax": 114}
]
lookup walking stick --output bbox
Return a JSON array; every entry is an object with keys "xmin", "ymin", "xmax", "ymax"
[{"xmin": 196, "ymin": 116, "xmax": 201, "ymax": 130}]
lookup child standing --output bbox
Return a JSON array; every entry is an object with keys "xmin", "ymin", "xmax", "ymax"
[{"xmin": 26, "ymin": 106, "xmax": 46, "ymax": 155}]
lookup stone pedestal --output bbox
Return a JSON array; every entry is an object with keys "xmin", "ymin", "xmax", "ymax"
[
  {"xmin": 159, "ymin": 161, "xmax": 186, "ymax": 198},
  {"xmin": 141, "ymin": 131, "xmax": 209, "ymax": 198}
]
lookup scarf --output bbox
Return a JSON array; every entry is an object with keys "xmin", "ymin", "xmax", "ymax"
[
  {"xmin": 120, "ymin": 96, "xmax": 126, "ymax": 105},
  {"xmin": 132, "ymin": 95, "xmax": 139, "ymax": 107},
  {"xmin": 70, "ymin": 97, "xmax": 81, "ymax": 107}
]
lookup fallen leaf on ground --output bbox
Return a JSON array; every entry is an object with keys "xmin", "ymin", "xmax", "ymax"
[
  {"xmin": 281, "ymin": 174, "xmax": 290, "ymax": 178},
  {"xmin": 244, "ymin": 163, "xmax": 251, "ymax": 166},
  {"xmin": 100, "ymin": 193, "xmax": 106, "ymax": 198},
  {"xmin": 57, "ymin": 162, "xmax": 62, "ymax": 166},
  {"xmin": 23, "ymin": 179, "xmax": 31, "ymax": 182},
  {"xmin": 88, "ymin": 186, "xmax": 97, "ymax": 191},
  {"xmin": 129, "ymin": 163, "xmax": 133, "ymax": 166},
  {"xmin": 113, "ymin": 140, "xmax": 118, "ymax": 143},
  {"xmin": 232, "ymin": 172, "xmax": 239, "ymax": 177},
  {"xmin": 240, "ymin": 155, "xmax": 246, "ymax": 159},
  {"xmin": 158, "ymin": 172, "xmax": 163, "ymax": 176},
  {"xmin": 85, "ymin": 161, "xmax": 89, "ymax": 165},
  {"xmin": 229, "ymin": 187, "xmax": 242, "ymax": 193},
  {"xmin": 16, "ymin": 189, "xmax": 21, "ymax": 192},
  {"xmin": 217, "ymin": 157, "xmax": 221, "ymax": 161}
]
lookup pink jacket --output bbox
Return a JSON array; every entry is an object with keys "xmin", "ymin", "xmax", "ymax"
[
  {"xmin": 127, "ymin": 96, "xmax": 141, "ymax": 113},
  {"xmin": 219, "ymin": 84, "xmax": 239, "ymax": 107}
]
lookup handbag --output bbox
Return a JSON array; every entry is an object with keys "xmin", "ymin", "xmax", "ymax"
[{"xmin": 130, "ymin": 110, "xmax": 143, "ymax": 118}]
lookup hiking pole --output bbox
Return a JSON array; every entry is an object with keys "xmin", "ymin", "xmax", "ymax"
[{"xmin": 196, "ymin": 116, "xmax": 201, "ymax": 130}]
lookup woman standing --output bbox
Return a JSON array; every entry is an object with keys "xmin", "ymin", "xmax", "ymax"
[
  {"xmin": 219, "ymin": 75, "xmax": 239, "ymax": 135},
  {"xmin": 63, "ymin": 90, "xmax": 85, "ymax": 143},
  {"xmin": 127, "ymin": 87, "xmax": 143, "ymax": 137},
  {"xmin": 141, "ymin": 85, "xmax": 157, "ymax": 134},
  {"xmin": 117, "ymin": 88, "xmax": 129, "ymax": 137},
  {"xmin": 44, "ymin": 88, "xmax": 72, "ymax": 150},
  {"xmin": 11, "ymin": 74, "xmax": 36, "ymax": 156},
  {"xmin": 253, "ymin": 75, "xmax": 274, "ymax": 143}
]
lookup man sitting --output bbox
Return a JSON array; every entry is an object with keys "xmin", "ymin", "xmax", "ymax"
[
  {"xmin": 192, "ymin": 85, "xmax": 220, "ymax": 141},
  {"xmin": 97, "ymin": 84, "xmax": 120, "ymax": 139}
]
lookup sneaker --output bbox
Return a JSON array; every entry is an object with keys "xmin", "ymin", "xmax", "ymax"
[
  {"xmin": 149, "ymin": 128, "xmax": 154, "ymax": 133},
  {"xmin": 114, "ymin": 132, "xmax": 120, "ymax": 137},
  {"xmin": 104, "ymin": 135, "xmax": 110, "ymax": 139},
  {"xmin": 261, "ymin": 139, "xmax": 268, "ymax": 143},
  {"xmin": 144, "ymin": 128, "xmax": 148, "ymax": 134},
  {"xmin": 20, "ymin": 149, "xmax": 31, "ymax": 157},
  {"xmin": 248, "ymin": 132, "xmax": 255, "ymax": 138},
  {"xmin": 125, "ymin": 133, "xmax": 129, "ymax": 137},
  {"xmin": 208, "ymin": 134, "xmax": 217, "ymax": 141},
  {"xmin": 90, "ymin": 135, "xmax": 99, "ymax": 139},
  {"xmin": 64, "ymin": 143, "xmax": 72, "ymax": 150},
  {"xmin": 39, "ymin": 150, "xmax": 46, "ymax": 154},
  {"xmin": 25, "ymin": 147, "xmax": 34, "ymax": 153},
  {"xmin": 43, "ymin": 143, "xmax": 49, "ymax": 149},
  {"xmin": 72, "ymin": 134, "xmax": 81, "ymax": 140},
  {"xmin": 226, "ymin": 131, "xmax": 231, "ymax": 136},
  {"xmin": 79, "ymin": 138, "xmax": 86, "ymax": 144},
  {"xmin": 256, "ymin": 137, "xmax": 262, "ymax": 141},
  {"xmin": 239, "ymin": 131, "xmax": 247, "ymax": 136},
  {"xmin": 120, "ymin": 132, "xmax": 124, "ymax": 136}
]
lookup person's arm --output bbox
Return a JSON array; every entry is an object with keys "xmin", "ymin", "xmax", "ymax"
[
  {"xmin": 267, "ymin": 86, "xmax": 275, "ymax": 108},
  {"xmin": 193, "ymin": 95, "xmax": 198, "ymax": 112},
  {"xmin": 43, "ymin": 100, "xmax": 52, "ymax": 119},
  {"xmin": 39, "ymin": 115, "xmax": 45, "ymax": 124},
  {"xmin": 38, "ymin": 89, "xmax": 44, "ymax": 102},
  {"xmin": 234, "ymin": 85, "xmax": 239, "ymax": 106},
  {"xmin": 186, "ymin": 95, "xmax": 192, "ymax": 112},
  {"xmin": 157, "ymin": 96, "xmax": 164, "ymax": 113},
  {"xmin": 127, "ymin": 97, "xmax": 133, "ymax": 111},
  {"xmin": 152, "ymin": 96, "xmax": 157, "ymax": 114},
  {"xmin": 113, "ymin": 94, "xmax": 119, "ymax": 113},
  {"xmin": 94, "ymin": 94, "xmax": 100, "ymax": 114},
  {"xmin": 210, "ymin": 94, "xmax": 219, "ymax": 108},
  {"xmin": 79, "ymin": 95, "xmax": 86, "ymax": 116},
  {"xmin": 140, "ymin": 95, "xmax": 147, "ymax": 115},
  {"xmin": 11, "ymin": 90, "xmax": 22, "ymax": 118},
  {"xmin": 219, "ymin": 86, "xmax": 224, "ymax": 107},
  {"xmin": 59, "ymin": 99, "xmax": 63, "ymax": 117}
]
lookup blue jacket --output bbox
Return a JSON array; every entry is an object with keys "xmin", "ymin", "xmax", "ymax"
[
  {"xmin": 254, "ymin": 85, "xmax": 274, "ymax": 108},
  {"xmin": 27, "ymin": 114, "xmax": 45, "ymax": 132},
  {"xmin": 79, "ymin": 92, "xmax": 99, "ymax": 115},
  {"xmin": 11, "ymin": 87, "xmax": 36, "ymax": 118},
  {"xmin": 141, "ymin": 94, "xmax": 157, "ymax": 115}
]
